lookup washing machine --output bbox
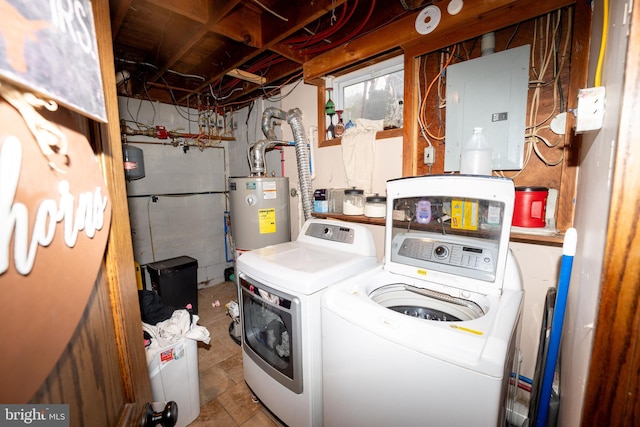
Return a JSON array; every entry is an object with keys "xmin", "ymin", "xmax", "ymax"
[
  {"xmin": 321, "ymin": 175, "xmax": 524, "ymax": 427},
  {"xmin": 236, "ymin": 218, "xmax": 378, "ymax": 427}
]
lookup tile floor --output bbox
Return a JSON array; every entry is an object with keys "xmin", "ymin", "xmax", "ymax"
[{"xmin": 188, "ymin": 281, "xmax": 284, "ymax": 427}]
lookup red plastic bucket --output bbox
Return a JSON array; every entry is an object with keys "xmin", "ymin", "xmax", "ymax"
[{"xmin": 513, "ymin": 187, "xmax": 548, "ymax": 227}]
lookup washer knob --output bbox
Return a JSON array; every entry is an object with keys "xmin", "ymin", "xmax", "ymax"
[{"xmin": 434, "ymin": 245, "xmax": 448, "ymax": 258}]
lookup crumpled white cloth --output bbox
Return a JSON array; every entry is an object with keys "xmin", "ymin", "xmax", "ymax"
[
  {"xmin": 341, "ymin": 118, "xmax": 383, "ymax": 193},
  {"xmin": 143, "ymin": 309, "xmax": 211, "ymax": 365}
]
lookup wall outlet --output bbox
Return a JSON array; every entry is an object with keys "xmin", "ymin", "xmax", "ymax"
[
  {"xmin": 424, "ymin": 146, "xmax": 435, "ymax": 165},
  {"xmin": 575, "ymin": 86, "xmax": 606, "ymax": 133}
]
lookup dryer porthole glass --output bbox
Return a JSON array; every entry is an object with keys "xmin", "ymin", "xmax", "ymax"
[{"xmin": 239, "ymin": 275, "xmax": 303, "ymax": 394}]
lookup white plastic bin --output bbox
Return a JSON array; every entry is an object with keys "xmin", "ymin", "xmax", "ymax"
[{"xmin": 148, "ymin": 338, "xmax": 200, "ymax": 427}]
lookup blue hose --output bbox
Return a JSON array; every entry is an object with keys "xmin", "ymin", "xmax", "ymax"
[{"xmin": 536, "ymin": 228, "xmax": 577, "ymax": 427}]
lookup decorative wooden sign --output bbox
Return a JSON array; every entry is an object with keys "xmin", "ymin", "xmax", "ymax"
[
  {"xmin": 0, "ymin": 91, "xmax": 112, "ymax": 403},
  {"xmin": 0, "ymin": 0, "xmax": 106, "ymax": 121}
]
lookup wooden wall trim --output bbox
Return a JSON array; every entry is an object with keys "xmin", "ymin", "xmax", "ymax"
[
  {"xmin": 94, "ymin": 0, "xmax": 152, "ymax": 406},
  {"xmin": 402, "ymin": 54, "xmax": 419, "ymax": 177},
  {"xmin": 581, "ymin": 2, "xmax": 640, "ymax": 424},
  {"xmin": 557, "ymin": 1, "xmax": 592, "ymax": 231}
]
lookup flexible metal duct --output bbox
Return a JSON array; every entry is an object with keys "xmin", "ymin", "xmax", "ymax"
[
  {"xmin": 248, "ymin": 139, "xmax": 278, "ymax": 176},
  {"xmin": 262, "ymin": 107, "xmax": 287, "ymax": 140},
  {"xmin": 256, "ymin": 107, "xmax": 313, "ymax": 221},
  {"xmin": 286, "ymin": 108, "xmax": 313, "ymax": 221},
  {"xmin": 247, "ymin": 107, "xmax": 287, "ymax": 176}
]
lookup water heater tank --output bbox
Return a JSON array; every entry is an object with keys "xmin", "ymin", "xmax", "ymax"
[
  {"xmin": 228, "ymin": 176, "xmax": 291, "ymax": 251},
  {"xmin": 123, "ymin": 144, "xmax": 145, "ymax": 181}
]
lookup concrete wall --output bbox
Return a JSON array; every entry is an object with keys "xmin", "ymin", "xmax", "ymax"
[{"xmin": 118, "ymin": 97, "xmax": 232, "ymax": 287}]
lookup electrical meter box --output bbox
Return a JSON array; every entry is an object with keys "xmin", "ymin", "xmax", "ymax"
[{"xmin": 147, "ymin": 256, "xmax": 198, "ymax": 314}]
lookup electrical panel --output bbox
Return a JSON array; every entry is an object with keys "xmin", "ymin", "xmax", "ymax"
[{"xmin": 444, "ymin": 45, "xmax": 530, "ymax": 172}]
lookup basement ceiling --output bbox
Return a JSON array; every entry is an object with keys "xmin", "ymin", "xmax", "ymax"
[{"xmin": 109, "ymin": 0, "xmax": 430, "ymax": 110}]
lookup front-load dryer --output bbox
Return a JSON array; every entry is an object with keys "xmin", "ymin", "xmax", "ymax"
[
  {"xmin": 237, "ymin": 219, "xmax": 378, "ymax": 427},
  {"xmin": 321, "ymin": 175, "xmax": 524, "ymax": 427}
]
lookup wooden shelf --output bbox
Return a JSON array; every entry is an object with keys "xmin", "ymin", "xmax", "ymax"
[
  {"xmin": 311, "ymin": 212, "xmax": 564, "ymax": 246},
  {"xmin": 318, "ymin": 128, "xmax": 403, "ymax": 147},
  {"xmin": 510, "ymin": 231, "xmax": 564, "ymax": 246},
  {"xmin": 311, "ymin": 212, "xmax": 385, "ymax": 226}
]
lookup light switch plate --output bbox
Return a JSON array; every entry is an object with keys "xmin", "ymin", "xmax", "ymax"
[{"xmin": 575, "ymin": 86, "xmax": 606, "ymax": 133}]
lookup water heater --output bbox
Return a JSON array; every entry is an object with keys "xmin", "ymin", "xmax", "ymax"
[{"xmin": 228, "ymin": 176, "xmax": 291, "ymax": 251}]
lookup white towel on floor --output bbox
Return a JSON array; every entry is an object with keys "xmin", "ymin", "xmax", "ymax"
[{"xmin": 341, "ymin": 118, "xmax": 383, "ymax": 193}]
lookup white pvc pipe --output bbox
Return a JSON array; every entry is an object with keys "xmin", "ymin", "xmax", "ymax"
[{"xmin": 481, "ymin": 32, "xmax": 495, "ymax": 56}]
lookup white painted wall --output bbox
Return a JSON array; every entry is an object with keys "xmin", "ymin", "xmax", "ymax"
[{"xmin": 280, "ymin": 82, "xmax": 402, "ymax": 249}]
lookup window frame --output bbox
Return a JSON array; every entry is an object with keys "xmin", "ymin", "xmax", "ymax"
[{"xmin": 333, "ymin": 55, "xmax": 405, "ymax": 126}]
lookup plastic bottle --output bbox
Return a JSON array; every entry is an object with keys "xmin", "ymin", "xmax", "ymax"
[
  {"xmin": 416, "ymin": 199, "xmax": 432, "ymax": 224},
  {"xmin": 460, "ymin": 127, "xmax": 492, "ymax": 175}
]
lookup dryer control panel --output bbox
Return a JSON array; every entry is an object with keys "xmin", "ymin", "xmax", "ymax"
[
  {"xmin": 392, "ymin": 233, "xmax": 497, "ymax": 282},
  {"xmin": 295, "ymin": 219, "xmax": 376, "ymax": 257},
  {"xmin": 305, "ymin": 222, "xmax": 355, "ymax": 244}
]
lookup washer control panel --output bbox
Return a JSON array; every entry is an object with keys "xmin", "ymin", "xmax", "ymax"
[{"xmin": 392, "ymin": 233, "xmax": 497, "ymax": 281}]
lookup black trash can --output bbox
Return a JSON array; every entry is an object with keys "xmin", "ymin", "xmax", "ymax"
[{"xmin": 147, "ymin": 256, "xmax": 198, "ymax": 314}]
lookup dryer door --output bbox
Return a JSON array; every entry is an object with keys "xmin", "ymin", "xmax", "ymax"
[{"xmin": 239, "ymin": 274, "xmax": 303, "ymax": 393}]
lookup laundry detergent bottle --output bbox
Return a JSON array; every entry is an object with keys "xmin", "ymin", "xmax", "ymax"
[{"xmin": 460, "ymin": 127, "xmax": 492, "ymax": 175}]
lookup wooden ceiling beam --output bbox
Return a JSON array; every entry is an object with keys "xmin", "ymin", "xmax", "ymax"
[
  {"xmin": 109, "ymin": 0, "xmax": 133, "ymax": 39},
  {"xmin": 269, "ymin": 43, "xmax": 305, "ymax": 65},
  {"xmin": 177, "ymin": 0, "xmax": 348, "ymax": 104},
  {"xmin": 146, "ymin": 0, "xmax": 243, "ymax": 83},
  {"xmin": 261, "ymin": 0, "xmax": 349, "ymax": 45},
  {"xmin": 146, "ymin": 0, "xmax": 209, "ymax": 24},
  {"xmin": 304, "ymin": 0, "xmax": 576, "ymax": 81},
  {"xmin": 213, "ymin": 6, "xmax": 263, "ymax": 47}
]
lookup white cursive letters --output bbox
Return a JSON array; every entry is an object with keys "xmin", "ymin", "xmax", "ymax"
[{"xmin": 0, "ymin": 136, "xmax": 108, "ymax": 276}]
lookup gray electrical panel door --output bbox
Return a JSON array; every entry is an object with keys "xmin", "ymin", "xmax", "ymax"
[{"xmin": 444, "ymin": 44, "xmax": 530, "ymax": 172}]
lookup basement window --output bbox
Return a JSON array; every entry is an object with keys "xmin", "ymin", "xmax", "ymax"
[{"xmin": 333, "ymin": 55, "xmax": 404, "ymax": 130}]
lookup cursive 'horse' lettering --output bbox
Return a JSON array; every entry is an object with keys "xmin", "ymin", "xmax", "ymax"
[{"xmin": 0, "ymin": 136, "xmax": 108, "ymax": 276}]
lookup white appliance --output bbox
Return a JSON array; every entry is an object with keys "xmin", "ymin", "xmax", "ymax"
[
  {"xmin": 236, "ymin": 219, "xmax": 378, "ymax": 427},
  {"xmin": 321, "ymin": 175, "xmax": 524, "ymax": 427},
  {"xmin": 228, "ymin": 176, "xmax": 291, "ymax": 251}
]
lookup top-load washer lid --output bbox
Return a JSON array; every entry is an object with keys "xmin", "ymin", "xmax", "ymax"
[
  {"xmin": 236, "ymin": 219, "xmax": 378, "ymax": 295},
  {"xmin": 370, "ymin": 283, "xmax": 486, "ymax": 321},
  {"xmin": 384, "ymin": 175, "xmax": 515, "ymax": 296}
]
